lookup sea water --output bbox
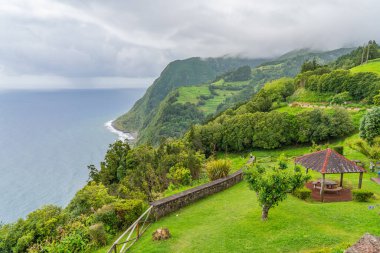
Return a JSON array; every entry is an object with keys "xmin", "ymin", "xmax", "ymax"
[{"xmin": 0, "ymin": 89, "xmax": 145, "ymax": 223}]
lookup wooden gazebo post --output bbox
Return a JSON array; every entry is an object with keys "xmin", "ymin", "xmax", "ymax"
[
  {"xmin": 339, "ymin": 173, "xmax": 344, "ymax": 187},
  {"xmin": 358, "ymin": 172, "xmax": 363, "ymax": 189},
  {"xmin": 320, "ymin": 174, "xmax": 325, "ymax": 202}
]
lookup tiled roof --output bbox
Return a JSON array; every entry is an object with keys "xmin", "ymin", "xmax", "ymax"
[{"xmin": 295, "ymin": 148, "xmax": 366, "ymax": 174}]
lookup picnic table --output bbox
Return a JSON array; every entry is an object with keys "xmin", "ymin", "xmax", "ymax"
[
  {"xmin": 312, "ymin": 179, "xmax": 337, "ymax": 189},
  {"xmin": 312, "ymin": 179, "xmax": 342, "ymax": 194}
]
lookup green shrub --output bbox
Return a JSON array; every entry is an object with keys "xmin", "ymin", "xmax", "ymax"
[
  {"xmin": 330, "ymin": 91, "xmax": 352, "ymax": 104},
  {"xmin": 167, "ymin": 165, "xmax": 192, "ymax": 186},
  {"xmin": 14, "ymin": 233, "xmax": 34, "ymax": 253},
  {"xmin": 278, "ymin": 153, "xmax": 288, "ymax": 170},
  {"xmin": 93, "ymin": 205, "xmax": 118, "ymax": 233},
  {"xmin": 332, "ymin": 146, "xmax": 344, "ymax": 155},
  {"xmin": 293, "ymin": 187, "xmax": 311, "ymax": 200},
  {"xmin": 205, "ymin": 159, "xmax": 231, "ymax": 181},
  {"xmin": 112, "ymin": 199, "xmax": 143, "ymax": 229},
  {"xmin": 66, "ymin": 182, "xmax": 115, "ymax": 216},
  {"xmin": 352, "ymin": 189, "xmax": 374, "ymax": 202},
  {"xmin": 88, "ymin": 223, "xmax": 107, "ymax": 246}
]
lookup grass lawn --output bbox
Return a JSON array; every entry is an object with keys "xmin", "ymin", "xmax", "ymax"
[
  {"xmin": 350, "ymin": 59, "xmax": 380, "ymax": 75},
  {"xmin": 131, "ymin": 179, "xmax": 380, "ymax": 252},
  {"xmin": 129, "ymin": 139, "xmax": 380, "ymax": 253}
]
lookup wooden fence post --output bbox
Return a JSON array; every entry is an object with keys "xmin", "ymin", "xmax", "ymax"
[{"xmin": 136, "ymin": 222, "xmax": 140, "ymax": 239}]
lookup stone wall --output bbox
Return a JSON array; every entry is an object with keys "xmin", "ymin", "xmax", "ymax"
[{"xmin": 150, "ymin": 169, "xmax": 244, "ymax": 220}]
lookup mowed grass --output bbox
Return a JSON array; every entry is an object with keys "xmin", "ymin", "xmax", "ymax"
[
  {"xmin": 351, "ymin": 58, "xmax": 380, "ymax": 75},
  {"xmin": 130, "ymin": 140, "xmax": 380, "ymax": 253},
  {"xmin": 131, "ymin": 179, "xmax": 380, "ymax": 252}
]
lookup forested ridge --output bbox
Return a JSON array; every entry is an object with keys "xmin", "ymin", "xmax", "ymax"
[{"xmin": 117, "ymin": 47, "xmax": 354, "ymax": 145}]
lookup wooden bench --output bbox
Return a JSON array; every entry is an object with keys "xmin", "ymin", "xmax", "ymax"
[{"xmin": 315, "ymin": 186, "xmax": 343, "ymax": 194}]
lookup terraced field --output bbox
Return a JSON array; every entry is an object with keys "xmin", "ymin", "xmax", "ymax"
[{"xmin": 176, "ymin": 80, "xmax": 250, "ymax": 114}]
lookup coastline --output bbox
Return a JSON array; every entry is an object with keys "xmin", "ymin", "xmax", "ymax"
[{"xmin": 104, "ymin": 120, "xmax": 136, "ymax": 141}]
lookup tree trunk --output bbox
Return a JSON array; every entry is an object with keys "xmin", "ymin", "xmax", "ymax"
[{"xmin": 262, "ymin": 205, "xmax": 270, "ymax": 221}]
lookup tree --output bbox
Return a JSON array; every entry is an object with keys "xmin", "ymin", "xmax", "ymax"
[
  {"xmin": 246, "ymin": 90, "xmax": 273, "ymax": 112},
  {"xmin": 349, "ymin": 137, "xmax": 380, "ymax": 166},
  {"xmin": 301, "ymin": 58, "xmax": 322, "ymax": 73},
  {"xmin": 245, "ymin": 164, "xmax": 309, "ymax": 220},
  {"xmin": 373, "ymin": 91, "xmax": 380, "ymax": 106},
  {"xmin": 360, "ymin": 107, "xmax": 380, "ymax": 143},
  {"xmin": 97, "ymin": 141, "xmax": 131, "ymax": 186},
  {"xmin": 66, "ymin": 182, "xmax": 115, "ymax": 216}
]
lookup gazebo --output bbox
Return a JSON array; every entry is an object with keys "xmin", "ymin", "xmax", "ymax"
[{"xmin": 295, "ymin": 148, "xmax": 366, "ymax": 201}]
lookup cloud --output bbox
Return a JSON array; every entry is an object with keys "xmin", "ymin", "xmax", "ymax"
[{"xmin": 0, "ymin": 0, "xmax": 379, "ymax": 89}]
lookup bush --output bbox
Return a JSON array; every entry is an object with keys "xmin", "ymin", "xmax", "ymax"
[
  {"xmin": 66, "ymin": 182, "xmax": 115, "ymax": 216},
  {"xmin": 93, "ymin": 205, "xmax": 118, "ymax": 233},
  {"xmin": 352, "ymin": 189, "xmax": 374, "ymax": 202},
  {"xmin": 330, "ymin": 91, "xmax": 352, "ymax": 104},
  {"xmin": 89, "ymin": 223, "xmax": 107, "ymax": 246},
  {"xmin": 167, "ymin": 165, "xmax": 192, "ymax": 186},
  {"xmin": 44, "ymin": 230, "xmax": 89, "ymax": 253},
  {"xmin": 293, "ymin": 187, "xmax": 312, "ymax": 200},
  {"xmin": 332, "ymin": 146, "xmax": 344, "ymax": 155},
  {"xmin": 205, "ymin": 159, "xmax": 231, "ymax": 181},
  {"xmin": 112, "ymin": 199, "xmax": 143, "ymax": 229}
]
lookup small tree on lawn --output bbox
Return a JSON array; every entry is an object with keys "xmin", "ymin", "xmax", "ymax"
[{"xmin": 245, "ymin": 164, "xmax": 310, "ymax": 220}]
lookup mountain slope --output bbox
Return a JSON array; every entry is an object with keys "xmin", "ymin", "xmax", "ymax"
[
  {"xmin": 113, "ymin": 57, "xmax": 267, "ymax": 133},
  {"xmin": 115, "ymin": 48, "xmax": 354, "ymax": 145}
]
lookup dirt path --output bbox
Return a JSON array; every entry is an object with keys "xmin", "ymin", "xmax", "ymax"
[{"xmin": 289, "ymin": 102, "xmax": 362, "ymax": 111}]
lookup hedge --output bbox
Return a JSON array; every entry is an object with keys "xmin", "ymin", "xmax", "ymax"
[{"xmin": 352, "ymin": 189, "xmax": 374, "ymax": 202}]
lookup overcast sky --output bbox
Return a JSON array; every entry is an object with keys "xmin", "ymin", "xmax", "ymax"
[{"xmin": 0, "ymin": 0, "xmax": 379, "ymax": 89}]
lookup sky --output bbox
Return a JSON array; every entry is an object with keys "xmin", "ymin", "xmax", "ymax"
[{"xmin": 0, "ymin": 0, "xmax": 379, "ymax": 89}]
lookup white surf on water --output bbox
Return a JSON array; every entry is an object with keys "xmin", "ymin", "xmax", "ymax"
[{"xmin": 104, "ymin": 120, "xmax": 134, "ymax": 141}]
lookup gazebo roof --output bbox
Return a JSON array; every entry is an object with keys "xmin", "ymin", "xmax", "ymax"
[{"xmin": 295, "ymin": 148, "xmax": 366, "ymax": 174}]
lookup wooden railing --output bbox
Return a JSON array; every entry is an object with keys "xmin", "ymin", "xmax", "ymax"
[{"xmin": 107, "ymin": 206, "xmax": 153, "ymax": 253}]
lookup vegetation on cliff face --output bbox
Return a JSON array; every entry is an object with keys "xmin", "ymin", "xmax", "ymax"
[
  {"xmin": 113, "ymin": 57, "xmax": 266, "ymax": 133},
  {"xmin": 0, "ymin": 139, "xmax": 207, "ymax": 253}
]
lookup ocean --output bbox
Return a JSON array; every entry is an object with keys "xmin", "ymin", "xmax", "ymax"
[{"xmin": 0, "ymin": 88, "xmax": 145, "ymax": 223}]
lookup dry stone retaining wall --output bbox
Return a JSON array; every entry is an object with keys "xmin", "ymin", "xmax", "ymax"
[{"xmin": 150, "ymin": 157, "xmax": 254, "ymax": 220}]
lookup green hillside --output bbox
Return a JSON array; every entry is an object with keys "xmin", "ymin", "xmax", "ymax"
[
  {"xmin": 113, "ymin": 57, "xmax": 267, "ymax": 133},
  {"xmin": 350, "ymin": 58, "xmax": 380, "ymax": 75},
  {"xmin": 116, "ymin": 48, "xmax": 354, "ymax": 145},
  {"xmin": 133, "ymin": 76, "xmax": 257, "ymax": 145}
]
